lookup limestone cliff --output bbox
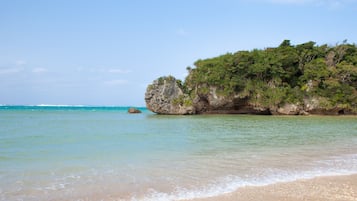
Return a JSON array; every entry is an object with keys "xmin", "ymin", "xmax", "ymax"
[
  {"xmin": 145, "ymin": 76, "xmax": 195, "ymax": 115},
  {"xmin": 145, "ymin": 40, "xmax": 357, "ymax": 115},
  {"xmin": 145, "ymin": 77, "xmax": 356, "ymax": 115}
]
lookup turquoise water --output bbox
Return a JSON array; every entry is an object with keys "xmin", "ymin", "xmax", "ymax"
[{"xmin": 1, "ymin": 106, "xmax": 357, "ymax": 201}]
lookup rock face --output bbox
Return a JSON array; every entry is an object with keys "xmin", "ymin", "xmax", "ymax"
[
  {"xmin": 128, "ymin": 107, "xmax": 142, "ymax": 114},
  {"xmin": 192, "ymin": 88, "xmax": 271, "ymax": 114},
  {"xmin": 275, "ymin": 103, "xmax": 302, "ymax": 115},
  {"xmin": 145, "ymin": 76, "xmax": 356, "ymax": 115},
  {"xmin": 303, "ymin": 97, "xmax": 351, "ymax": 115},
  {"xmin": 145, "ymin": 76, "xmax": 195, "ymax": 114}
]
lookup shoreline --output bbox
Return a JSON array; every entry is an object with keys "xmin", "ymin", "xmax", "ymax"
[{"xmin": 186, "ymin": 174, "xmax": 357, "ymax": 201}]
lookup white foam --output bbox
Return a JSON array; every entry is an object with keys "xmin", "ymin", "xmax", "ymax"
[
  {"xmin": 36, "ymin": 104, "xmax": 86, "ymax": 107},
  {"xmin": 133, "ymin": 171, "xmax": 357, "ymax": 201},
  {"xmin": 133, "ymin": 154, "xmax": 357, "ymax": 201}
]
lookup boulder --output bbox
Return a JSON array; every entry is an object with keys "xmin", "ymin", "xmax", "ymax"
[
  {"xmin": 128, "ymin": 107, "xmax": 142, "ymax": 114},
  {"xmin": 145, "ymin": 76, "xmax": 195, "ymax": 114},
  {"xmin": 276, "ymin": 103, "xmax": 301, "ymax": 115}
]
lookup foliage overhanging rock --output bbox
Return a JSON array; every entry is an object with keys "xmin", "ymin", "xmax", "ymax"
[{"xmin": 146, "ymin": 40, "xmax": 357, "ymax": 115}]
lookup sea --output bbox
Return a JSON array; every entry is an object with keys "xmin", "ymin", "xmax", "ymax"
[{"xmin": 0, "ymin": 105, "xmax": 357, "ymax": 201}]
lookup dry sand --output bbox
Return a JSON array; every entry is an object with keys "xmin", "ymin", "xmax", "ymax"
[{"xmin": 187, "ymin": 174, "xmax": 357, "ymax": 201}]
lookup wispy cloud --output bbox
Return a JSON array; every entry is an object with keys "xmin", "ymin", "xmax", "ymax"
[
  {"xmin": 108, "ymin": 68, "xmax": 131, "ymax": 74},
  {"xmin": 88, "ymin": 68, "xmax": 132, "ymax": 74},
  {"xmin": 177, "ymin": 28, "xmax": 189, "ymax": 36},
  {"xmin": 103, "ymin": 79, "xmax": 128, "ymax": 86},
  {"xmin": 15, "ymin": 60, "xmax": 27, "ymax": 66},
  {"xmin": 268, "ymin": 0, "xmax": 313, "ymax": 4},
  {"xmin": 263, "ymin": 0, "xmax": 356, "ymax": 7},
  {"xmin": 0, "ymin": 67, "xmax": 23, "ymax": 75},
  {"xmin": 32, "ymin": 67, "xmax": 48, "ymax": 73},
  {"xmin": 267, "ymin": 0, "xmax": 313, "ymax": 4}
]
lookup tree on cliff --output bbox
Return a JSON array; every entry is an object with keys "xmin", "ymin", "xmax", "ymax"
[
  {"xmin": 146, "ymin": 40, "xmax": 357, "ymax": 114},
  {"xmin": 184, "ymin": 40, "xmax": 357, "ymax": 112}
]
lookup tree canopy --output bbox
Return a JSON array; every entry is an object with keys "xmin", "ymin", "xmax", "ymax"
[{"xmin": 184, "ymin": 40, "xmax": 357, "ymax": 111}]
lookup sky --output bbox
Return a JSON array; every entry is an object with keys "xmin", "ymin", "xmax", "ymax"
[{"xmin": 1, "ymin": 0, "xmax": 357, "ymax": 106}]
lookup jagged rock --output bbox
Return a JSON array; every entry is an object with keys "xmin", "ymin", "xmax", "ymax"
[
  {"xmin": 192, "ymin": 87, "xmax": 271, "ymax": 114},
  {"xmin": 192, "ymin": 86, "xmax": 235, "ymax": 113},
  {"xmin": 145, "ymin": 77, "xmax": 356, "ymax": 115},
  {"xmin": 145, "ymin": 76, "xmax": 195, "ymax": 114},
  {"xmin": 303, "ymin": 97, "xmax": 351, "ymax": 115},
  {"xmin": 304, "ymin": 97, "xmax": 321, "ymax": 112},
  {"xmin": 207, "ymin": 87, "xmax": 234, "ymax": 109},
  {"xmin": 128, "ymin": 107, "xmax": 142, "ymax": 114},
  {"xmin": 276, "ymin": 103, "xmax": 301, "ymax": 115}
]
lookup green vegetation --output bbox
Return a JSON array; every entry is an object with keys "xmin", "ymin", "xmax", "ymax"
[
  {"xmin": 157, "ymin": 75, "xmax": 176, "ymax": 85},
  {"xmin": 172, "ymin": 95, "xmax": 193, "ymax": 107},
  {"xmin": 184, "ymin": 40, "xmax": 357, "ymax": 111}
]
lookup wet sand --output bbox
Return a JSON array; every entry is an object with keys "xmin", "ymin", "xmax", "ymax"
[{"xmin": 187, "ymin": 174, "xmax": 357, "ymax": 201}]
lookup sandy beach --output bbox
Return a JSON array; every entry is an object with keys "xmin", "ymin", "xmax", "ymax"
[{"xmin": 187, "ymin": 174, "xmax": 357, "ymax": 201}]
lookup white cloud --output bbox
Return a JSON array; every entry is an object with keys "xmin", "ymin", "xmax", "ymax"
[
  {"xmin": 76, "ymin": 67, "xmax": 84, "ymax": 72},
  {"xmin": 0, "ymin": 67, "xmax": 23, "ymax": 74},
  {"xmin": 88, "ymin": 68, "xmax": 132, "ymax": 74},
  {"xmin": 15, "ymin": 60, "xmax": 27, "ymax": 66},
  {"xmin": 32, "ymin": 67, "xmax": 48, "ymax": 73},
  {"xmin": 108, "ymin": 68, "xmax": 131, "ymax": 74},
  {"xmin": 263, "ymin": 0, "xmax": 356, "ymax": 7},
  {"xmin": 103, "ymin": 79, "xmax": 128, "ymax": 86},
  {"xmin": 177, "ymin": 28, "xmax": 189, "ymax": 36},
  {"xmin": 269, "ymin": 0, "xmax": 312, "ymax": 3}
]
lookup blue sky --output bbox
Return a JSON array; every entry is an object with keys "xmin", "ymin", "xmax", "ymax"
[{"xmin": 1, "ymin": 0, "xmax": 357, "ymax": 106}]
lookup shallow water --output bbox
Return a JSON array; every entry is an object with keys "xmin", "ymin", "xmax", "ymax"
[{"xmin": 1, "ymin": 106, "xmax": 357, "ymax": 201}]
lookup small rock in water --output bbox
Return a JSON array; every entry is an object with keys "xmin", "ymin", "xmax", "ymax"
[{"xmin": 128, "ymin": 107, "xmax": 142, "ymax": 114}]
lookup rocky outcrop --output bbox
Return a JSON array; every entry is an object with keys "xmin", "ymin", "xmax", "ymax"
[
  {"xmin": 145, "ymin": 76, "xmax": 195, "ymax": 114},
  {"xmin": 128, "ymin": 107, "xmax": 142, "ymax": 114},
  {"xmin": 303, "ymin": 97, "xmax": 352, "ymax": 115},
  {"xmin": 274, "ymin": 103, "xmax": 302, "ymax": 115},
  {"xmin": 145, "ymin": 76, "xmax": 356, "ymax": 115},
  {"xmin": 192, "ymin": 89, "xmax": 271, "ymax": 114},
  {"xmin": 145, "ymin": 78, "xmax": 273, "ymax": 115},
  {"xmin": 272, "ymin": 98, "xmax": 356, "ymax": 115}
]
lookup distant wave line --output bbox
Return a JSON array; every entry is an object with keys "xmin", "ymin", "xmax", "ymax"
[
  {"xmin": 0, "ymin": 104, "xmax": 146, "ymax": 108},
  {"xmin": 0, "ymin": 105, "xmax": 148, "ymax": 110}
]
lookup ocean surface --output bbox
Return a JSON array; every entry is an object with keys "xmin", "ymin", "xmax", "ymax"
[{"xmin": 0, "ymin": 105, "xmax": 357, "ymax": 201}]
